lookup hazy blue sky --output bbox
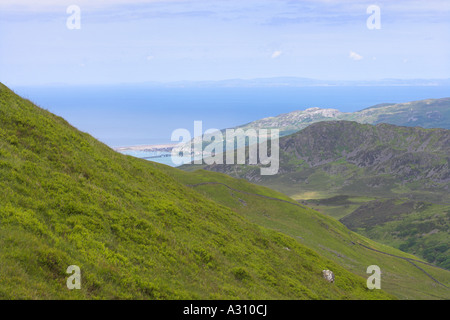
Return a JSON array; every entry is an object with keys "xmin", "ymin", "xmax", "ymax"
[{"xmin": 1, "ymin": 0, "xmax": 449, "ymax": 86}]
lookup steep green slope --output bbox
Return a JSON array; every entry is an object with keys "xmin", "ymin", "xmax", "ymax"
[
  {"xmin": 158, "ymin": 167, "xmax": 450, "ymax": 299},
  {"xmin": 0, "ymin": 83, "xmax": 393, "ymax": 299}
]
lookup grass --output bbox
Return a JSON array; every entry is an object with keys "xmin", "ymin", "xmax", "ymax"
[
  {"xmin": 299, "ymin": 193, "xmax": 450, "ymax": 270},
  {"xmin": 0, "ymin": 82, "xmax": 393, "ymax": 300},
  {"xmin": 297, "ymin": 194, "xmax": 450, "ymax": 270},
  {"xmin": 162, "ymin": 167, "xmax": 450, "ymax": 299},
  {"xmin": 358, "ymin": 202, "xmax": 450, "ymax": 270}
]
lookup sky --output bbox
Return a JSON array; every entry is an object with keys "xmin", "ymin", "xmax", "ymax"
[{"xmin": 0, "ymin": 0, "xmax": 449, "ymax": 86}]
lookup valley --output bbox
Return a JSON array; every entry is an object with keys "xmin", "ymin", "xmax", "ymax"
[{"xmin": 182, "ymin": 120, "xmax": 450, "ymax": 272}]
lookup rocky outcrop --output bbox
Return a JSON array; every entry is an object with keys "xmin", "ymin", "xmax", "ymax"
[{"xmin": 322, "ymin": 270, "xmax": 335, "ymax": 283}]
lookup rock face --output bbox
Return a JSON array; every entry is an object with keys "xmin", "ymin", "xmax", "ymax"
[
  {"xmin": 322, "ymin": 270, "xmax": 335, "ymax": 283},
  {"xmin": 284, "ymin": 121, "xmax": 449, "ymax": 181}
]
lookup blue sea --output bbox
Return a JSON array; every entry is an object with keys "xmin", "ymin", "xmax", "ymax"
[{"xmin": 12, "ymin": 85, "xmax": 450, "ymax": 165}]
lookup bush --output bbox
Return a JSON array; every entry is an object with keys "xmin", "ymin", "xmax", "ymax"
[{"xmin": 231, "ymin": 267, "xmax": 251, "ymax": 281}]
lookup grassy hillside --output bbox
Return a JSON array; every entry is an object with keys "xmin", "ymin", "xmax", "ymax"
[
  {"xmin": 159, "ymin": 167, "xmax": 450, "ymax": 299},
  {"xmin": 0, "ymin": 82, "xmax": 395, "ymax": 299}
]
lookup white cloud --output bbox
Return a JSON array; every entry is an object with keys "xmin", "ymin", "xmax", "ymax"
[
  {"xmin": 146, "ymin": 55, "xmax": 155, "ymax": 61},
  {"xmin": 349, "ymin": 51, "xmax": 363, "ymax": 61},
  {"xmin": 271, "ymin": 50, "xmax": 282, "ymax": 59}
]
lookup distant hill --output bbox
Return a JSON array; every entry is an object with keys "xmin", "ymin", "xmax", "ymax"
[
  {"xmin": 234, "ymin": 97, "xmax": 450, "ymax": 135},
  {"xmin": 202, "ymin": 121, "xmax": 450, "ymax": 203}
]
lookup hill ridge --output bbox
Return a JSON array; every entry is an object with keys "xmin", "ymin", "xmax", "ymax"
[{"xmin": 234, "ymin": 97, "xmax": 450, "ymax": 135}]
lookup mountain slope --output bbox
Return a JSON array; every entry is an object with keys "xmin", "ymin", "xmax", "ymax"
[
  {"xmin": 200, "ymin": 121, "xmax": 450, "ymax": 203},
  {"xmin": 0, "ymin": 83, "xmax": 395, "ymax": 299},
  {"xmin": 339, "ymin": 200, "xmax": 450, "ymax": 270},
  {"xmin": 158, "ymin": 167, "xmax": 450, "ymax": 299}
]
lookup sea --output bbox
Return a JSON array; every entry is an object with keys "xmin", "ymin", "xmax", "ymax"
[{"xmin": 12, "ymin": 85, "xmax": 450, "ymax": 166}]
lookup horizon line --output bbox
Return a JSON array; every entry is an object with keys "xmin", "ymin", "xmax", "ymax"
[{"xmin": 5, "ymin": 77, "xmax": 450, "ymax": 88}]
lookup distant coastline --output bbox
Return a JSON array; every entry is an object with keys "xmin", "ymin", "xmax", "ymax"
[
  {"xmin": 114, "ymin": 143, "xmax": 176, "ymax": 152},
  {"xmin": 114, "ymin": 143, "xmax": 180, "ymax": 167}
]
